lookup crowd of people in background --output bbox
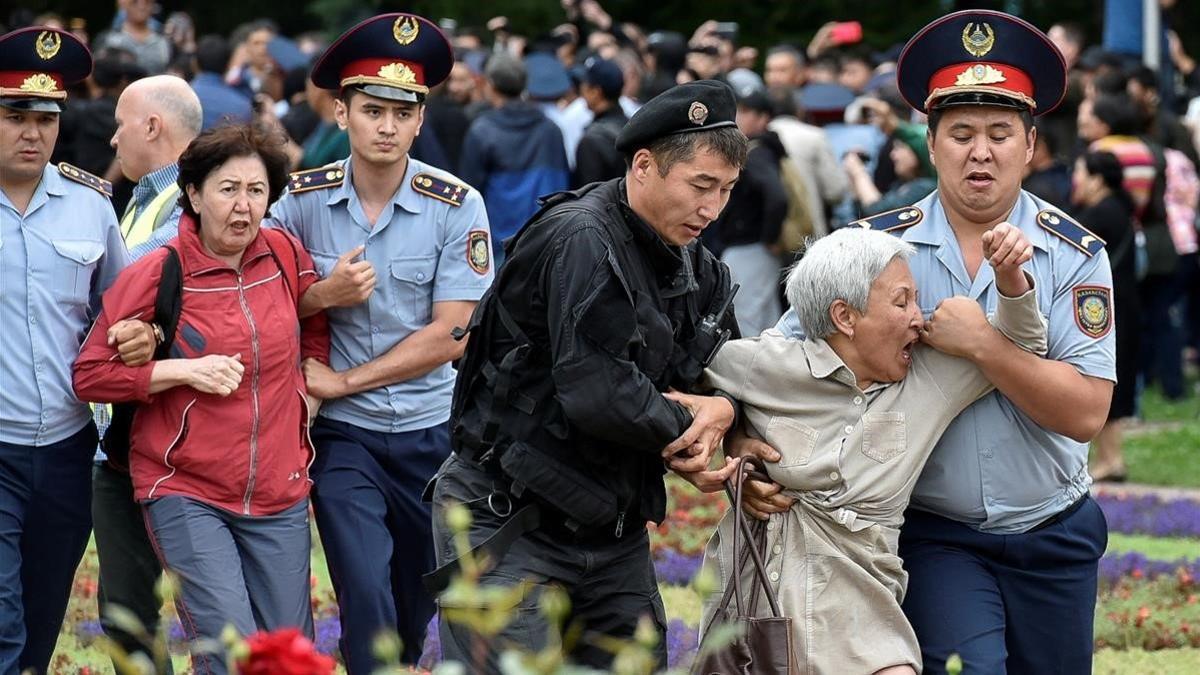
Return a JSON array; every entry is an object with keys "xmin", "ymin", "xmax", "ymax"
[
  {"xmin": 1, "ymin": 0, "xmax": 1199, "ymax": 671},
  {"xmin": 10, "ymin": 1, "xmax": 1196, "ymax": 422}
]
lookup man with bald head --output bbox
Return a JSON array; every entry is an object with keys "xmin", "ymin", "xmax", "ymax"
[
  {"xmin": 95, "ymin": 72, "xmax": 201, "ymax": 672},
  {"xmin": 110, "ymin": 73, "xmax": 202, "ymax": 255}
]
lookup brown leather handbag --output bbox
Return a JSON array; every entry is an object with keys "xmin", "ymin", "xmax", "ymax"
[{"xmin": 691, "ymin": 459, "xmax": 799, "ymax": 675}]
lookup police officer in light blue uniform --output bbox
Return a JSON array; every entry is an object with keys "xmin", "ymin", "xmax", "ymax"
[
  {"xmin": 746, "ymin": 10, "xmax": 1116, "ymax": 675},
  {"xmin": 0, "ymin": 26, "xmax": 130, "ymax": 674},
  {"xmin": 262, "ymin": 13, "xmax": 494, "ymax": 673}
]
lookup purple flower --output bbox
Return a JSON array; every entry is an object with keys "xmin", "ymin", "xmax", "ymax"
[
  {"xmin": 418, "ymin": 614, "xmax": 441, "ymax": 670},
  {"xmin": 1094, "ymin": 493, "xmax": 1200, "ymax": 538},
  {"xmin": 313, "ymin": 615, "xmax": 341, "ymax": 656},
  {"xmin": 654, "ymin": 550, "xmax": 704, "ymax": 586},
  {"xmin": 76, "ymin": 620, "xmax": 103, "ymax": 638},
  {"xmin": 666, "ymin": 618, "xmax": 699, "ymax": 669}
]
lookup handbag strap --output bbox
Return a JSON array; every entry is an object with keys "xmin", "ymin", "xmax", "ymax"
[
  {"xmin": 710, "ymin": 458, "xmax": 785, "ymax": 622},
  {"xmin": 734, "ymin": 459, "xmax": 784, "ymax": 617}
]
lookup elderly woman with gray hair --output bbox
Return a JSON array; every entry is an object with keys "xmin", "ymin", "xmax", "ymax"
[{"xmin": 698, "ymin": 224, "xmax": 1047, "ymax": 675}]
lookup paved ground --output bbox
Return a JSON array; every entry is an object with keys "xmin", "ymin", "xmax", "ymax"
[{"xmin": 1092, "ymin": 480, "xmax": 1200, "ymax": 502}]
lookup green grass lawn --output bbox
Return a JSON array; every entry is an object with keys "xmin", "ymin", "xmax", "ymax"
[
  {"xmin": 1103, "ymin": 380, "xmax": 1200, "ymax": 488},
  {"xmin": 1092, "ymin": 648, "xmax": 1200, "ymax": 673},
  {"xmin": 1107, "ymin": 533, "xmax": 1200, "ymax": 561}
]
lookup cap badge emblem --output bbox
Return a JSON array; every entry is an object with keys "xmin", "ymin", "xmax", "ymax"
[
  {"xmin": 20, "ymin": 73, "xmax": 58, "ymax": 93},
  {"xmin": 394, "ymin": 16, "xmax": 419, "ymax": 46},
  {"xmin": 688, "ymin": 101, "xmax": 709, "ymax": 125},
  {"xmin": 378, "ymin": 62, "xmax": 418, "ymax": 85},
  {"xmin": 35, "ymin": 31, "xmax": 61, "ymax": 60},
  {"xmin": 955, "ymin": 63, "xmax": 1006, "ymax": 86},
  {"xmin": 962, "ymin": 22, "xmax": 995, "ymax": 58}
]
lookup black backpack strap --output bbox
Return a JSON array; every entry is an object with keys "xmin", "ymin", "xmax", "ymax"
[
  {"xmin": 153, "ymin": 245, "xmax": 183, "ymax": 358},
  {"xmin": 260, "ymin": 228, "xmax": 302, "ymax": 304},
  {"xmin": 103, "ymin": 245, "xmax": 183, "ymax": 470}
]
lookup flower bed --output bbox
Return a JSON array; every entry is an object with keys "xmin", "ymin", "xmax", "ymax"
[
  {"xmin": 1095, "ymin": 492, "xmax": 1200, "ymax": 538},
  {"xmin": 50, "ymin": 479, "xmax": 1200, "ymax": 669}
]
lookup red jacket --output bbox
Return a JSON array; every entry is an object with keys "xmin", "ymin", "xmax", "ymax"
[{"xmin": 74, "ymin": 216, "xmax": 329, "ymax": 516}]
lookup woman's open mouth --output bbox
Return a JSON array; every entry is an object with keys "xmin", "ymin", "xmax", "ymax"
[{"xmin": 900, "ymin": 337, "xmax": 918, "ymax": 365}]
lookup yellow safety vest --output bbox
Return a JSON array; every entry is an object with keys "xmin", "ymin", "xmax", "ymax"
[
  {"xmin": 97, "ymin": 183, "xmax": 180, "ymax": 429},
  {"xmin": 120, "ymin": 183, "xmax": 181, "ymax": 248}
]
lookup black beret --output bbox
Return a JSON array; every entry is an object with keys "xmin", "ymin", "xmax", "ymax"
[
  {"xmin": 615, "ymin": 79, "xmax": 738, "ymax": 153},
  {"xmin": 897, "ymin": 9, "xmax": 1066, "ymax": 115}
]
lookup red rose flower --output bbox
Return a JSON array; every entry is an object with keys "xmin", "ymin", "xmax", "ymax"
[{"xmin": 239, "ymin": 628, "xmax": 335, "ymax": 675}]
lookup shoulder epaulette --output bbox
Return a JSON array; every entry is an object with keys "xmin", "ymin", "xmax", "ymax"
[
  {"xmin": 288, "ymin": 165, "xmax": 345, "ymax": 194},
  {"xmin": 412, "ymin": 172, "xmax": 469, "ymax": 207},
  {"xmin": 57, "ymin": 162, "xmax": 112, "ymax": 197},
  {"xmin": 1036, "ymin": 209, "xmax": 1105, "ymax": 257},
  {"xmin": 849, "ymin": 206, "xmax": 923, "ymax": 234}
]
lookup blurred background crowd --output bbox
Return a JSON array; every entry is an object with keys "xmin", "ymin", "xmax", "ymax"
[{"xmin": 7, "ymin": 0, "xmax": 1200, "ymax": 476}]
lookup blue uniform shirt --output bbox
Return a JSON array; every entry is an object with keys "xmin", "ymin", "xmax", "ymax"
[
  {"xmin": 777, "ymin": 189, "xmax": 1116, "ymax": 533},
  {"xmin": 1, "ymin": 163, "xmax": 129, "ymax": 446},
  {"xmin": 267, "ymin": 156, "xmax": 494, "ymax": 433}
]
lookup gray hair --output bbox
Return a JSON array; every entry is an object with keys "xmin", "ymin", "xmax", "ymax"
[
  {"xmin": 785, "ymin": 228, "xmax": 916, "ymax": 338},
  {"xmin": 485, "ymin": 54, "xmax": 526, "ymax": 98}
]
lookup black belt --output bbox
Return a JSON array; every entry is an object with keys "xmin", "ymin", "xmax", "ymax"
[{"xmin": 1028, "ymin": 494, "xmax": 1089, "ymax": 533}]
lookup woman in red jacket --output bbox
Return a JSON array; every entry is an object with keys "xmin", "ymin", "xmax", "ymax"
[{"xmin": 74, "ymin": 124, "xmax": 329, "ymax": 675}]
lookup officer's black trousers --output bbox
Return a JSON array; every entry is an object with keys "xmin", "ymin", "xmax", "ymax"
[{"xmin": 431, "ymin": 455, "xmax": 668, "ymax": 673}]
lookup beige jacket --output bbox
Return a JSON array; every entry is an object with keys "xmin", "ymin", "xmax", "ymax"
[{"xmin": 700, "ymin": 284, "xmax": 1047, "ymax": 674}]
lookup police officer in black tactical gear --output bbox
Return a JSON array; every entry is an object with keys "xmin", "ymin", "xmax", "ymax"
[{"xmin": 428, "ymin": 80, "xmax": 749, "ymax": 671}]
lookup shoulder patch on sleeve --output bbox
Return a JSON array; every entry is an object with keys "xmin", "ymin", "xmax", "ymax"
[
  {"xmin": 849, "ymin": 206, "xmax": 923, "ymax": 234},
  {"xmin": 57, "ymin": 162, "xmax": 112, "ymax": 197},
  {"xmin": 467, "ymin": 230, "xmax": 490, "ymax": 274},
  {"xmin": 412, "ymin": 172, "xmax": 469, "ymax": 207},
  {"xmin": 287, "ymin": 165, "xmax": 345, "ymax": 194},
  {"xmin": 1073, "ymin": 285, "xmax": 1112, "ymax": 338},
  {"xmin": 1037, "ymin": 209, "xmax": 1105, "ymax": 257}
]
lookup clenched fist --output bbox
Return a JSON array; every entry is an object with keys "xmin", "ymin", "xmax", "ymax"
[
  {"xmin": 921, "ymin": 297, "xmax": 990, "ymax": 360},
  {"xmin": 108, "ymin": 319, "xmax": 157, "ymax": 367},
  {"xmin": 981, "ymin": 222, "xmax": 1032, "ymax": 296},
  {"xmin": 186, "ymin": 354, "xmax": 245, "ymax": 396}
]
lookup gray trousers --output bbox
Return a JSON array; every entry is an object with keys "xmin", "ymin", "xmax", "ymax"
[
  {"xmin": 431, "ymin": 455, "xmax": 668, "ymax": 674},
  {"xmin": 143, "ymin": 496, "xmax": 313, "ymax": 675},
  {"xmin": 721, "ymin": 242, "xmax": 783, "ymax": 337}
]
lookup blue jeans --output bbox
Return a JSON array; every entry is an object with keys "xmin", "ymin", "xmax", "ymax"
[
  {"xmin": 0, "ymin": 422, "xmax": 96, "ymax": 674},
  {"xmin": 144, "ymin": 496, "xmax": 313, "ymax": 675}
]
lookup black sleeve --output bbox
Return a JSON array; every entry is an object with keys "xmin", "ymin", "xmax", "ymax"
[
  {"xmin": 1079, "ymin": 202, "xmax": 1131, "ymax": 248},
  {"xmin": 572, "ymin": 133, "xmax": 606, "ymax": 189},
  {"xmin": 755, "ymin": 154, "xmax": 789, "ymax": 245},
  {"xmin": 545, "ymin": 223, "xmax": 692, "ymax": 451}
]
